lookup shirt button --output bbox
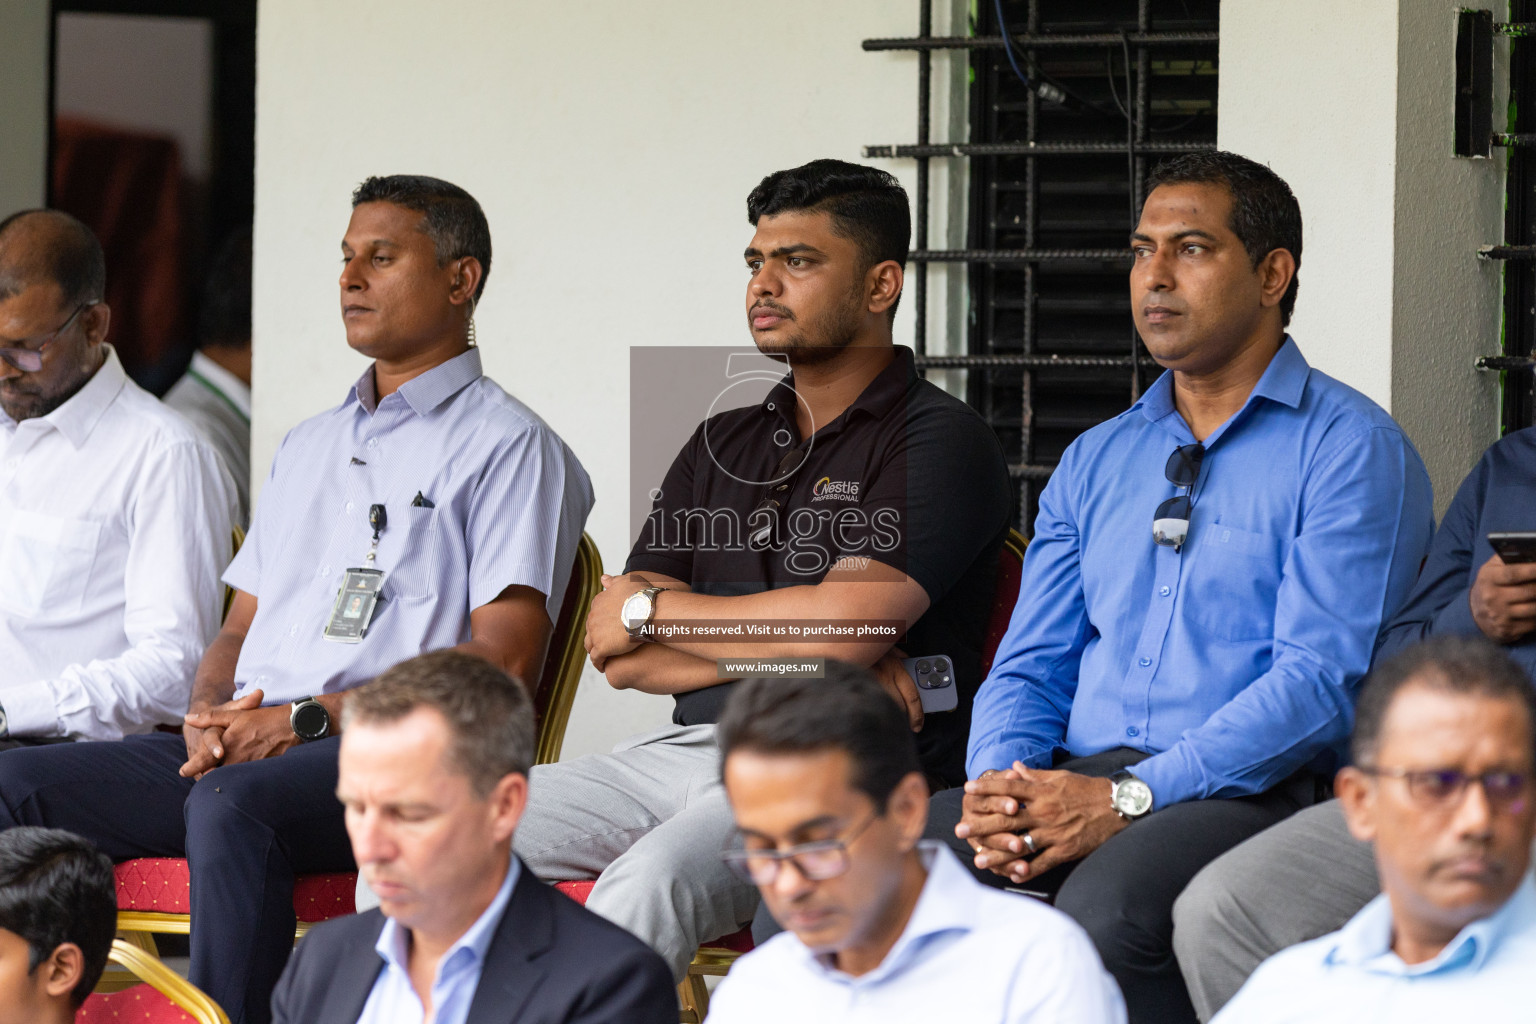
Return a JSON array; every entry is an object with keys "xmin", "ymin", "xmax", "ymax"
[
  {"xmin": 366, "ymin": 438, "xmax": 378, "ymax": 449},
  {"xmin": 1127, "ymin": 726, "xmax": 1140, "ymax": 738},
  {"xmin": 345, "ymin": 502, "xmax": 355, "ymax": 513},
  {"xmin": 319, "ymin": 565, "xmax": 331, "ymax": 577},
  {"xmin": 1138, "ymin": 657, "xmax": 1152, "ymax": 667},
  {"xmin": 289, "ymin": 624, "xmax": 299, "ymax": 637},
  {"xmin": 1159, "ymin": 586, "xmax": 1171, "ymax": 596}
]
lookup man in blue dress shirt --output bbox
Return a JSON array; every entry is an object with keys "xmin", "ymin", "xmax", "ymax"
[
  {"xmin": 1211, "ymin": 636, "xmax": 1536, "ymax": 1024},
  {"xmin": 927, "ymin": 151, "xmax": 1434, "ymax": 1023},
  {"xmin": 1175, "ymin": 426, "xmax": 1536, "ymax": 1020},
  {"xmin": 0, "ymin": 176, "xmax": 593, "ymax": 1024}
]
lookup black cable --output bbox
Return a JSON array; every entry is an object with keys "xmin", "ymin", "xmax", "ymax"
[
  {"xmin": 1122, "ymin": 32, "xmax": 1136, "ymax": 229},
  {"xmin": 992, "ymin": 0, "xmax": 1070, "ymax": 107},
  {"xmin": 1122, "ymin": 31, "xmax": 1140, "ymax": 398}
]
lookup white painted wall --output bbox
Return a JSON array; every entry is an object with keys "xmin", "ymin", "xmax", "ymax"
[
  {"xmin": 253, "ymin": 0, "xmax": 920, "ymax": 759},
  {"xmin": 1219, "ymin": 0, "xmax": 1506, "ymax": 514},
  {"xmin": 1219, "ymin": 0, "xmax": 1404, "ymax": 408},
  {"xmin": 0, "ymin": 0, "xmax": 49, "ymax": 219}
]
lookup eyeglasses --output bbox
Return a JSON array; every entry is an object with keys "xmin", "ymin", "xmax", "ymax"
[
  {"xmin": 747, "ymin": 447, "xmax": 809, "ymax": 550},
  {"xmin": 1152, "ymin": 443, "xmax": 1206, "ymax": 551},
  {"xmin": 721, "ymin": 811, "xmax": 878, "ymax": 886},
  {"xmin": 1358, "ymin": 766, "xmax": 1530, "ymax": 810},
  {"xmin": 0, "ymin": 303, "xmax": 93, "ymax": 373}
]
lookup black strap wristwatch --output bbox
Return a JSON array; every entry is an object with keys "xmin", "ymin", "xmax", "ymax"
[
  {"xmin": 1110, "ymin": 770, "xmax": 1154, "ymax": 820},
  {"xmin": 289, "ymin": 697, "xmax": 331, "ymax": 742}
]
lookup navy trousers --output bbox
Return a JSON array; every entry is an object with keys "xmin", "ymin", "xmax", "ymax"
[
  {"xmin": 0, "ymin": 732, "xmax": 354, "ymax": 1024},
  {"xmin": 923, "ymin": 749, "xmax": 1319, "ymax": 1024}
]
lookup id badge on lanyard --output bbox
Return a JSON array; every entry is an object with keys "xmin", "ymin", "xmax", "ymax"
[{"xmin": 323, "ymin": 503, "xmax": 387, "ymax": 643}]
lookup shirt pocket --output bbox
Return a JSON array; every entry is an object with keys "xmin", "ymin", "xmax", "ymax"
[
  {"xmin": 1185, "ymin": 523, "xmax": 1281, "ymax": 643},
  {"xmin": 0, "ymin": 509, "xmax": 103, "ymax": 618},
  {"xmin": 378, "ymin": 505, "xmax": 440, "ymax": 602}
]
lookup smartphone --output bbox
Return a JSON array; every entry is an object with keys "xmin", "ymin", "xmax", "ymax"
[
  {"xmin": 902, "ymin": 655, "xmax": 958, "ymax": 714},
  {"xmin": 1489, "ymin": 532, "xmax": 1536, "ymax": 564}
]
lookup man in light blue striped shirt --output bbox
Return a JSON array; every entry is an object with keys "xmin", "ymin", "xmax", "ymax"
[
  {"xmin": 0, "ymin": 175, "xmax": 592, "ymax": 1024},
  {"xmin": 1212, "ymin": 637, "xmax": 1536, "ymax": 1024}
]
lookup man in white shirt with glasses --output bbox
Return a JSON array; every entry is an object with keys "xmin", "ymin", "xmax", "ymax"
[
  {"xmin": 706, "ymin": 663, "xmax": 1126, "ymax": 1024},
  {"xmin": 1212, "ymin": 635, "xmax": 1536, "ymax": 1023},
  {"xmin": 0, "ymin": 209, "xmax": 236, "ymax": 744}
]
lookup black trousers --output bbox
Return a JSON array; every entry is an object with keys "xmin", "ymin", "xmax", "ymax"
[
  {"xmin": 0, "ymin": 732, "xmax": 354, "ymax": 1024},
  {"xmin": 924, "ymin": 749, "xmax": 1318, "ymax": 1024}
]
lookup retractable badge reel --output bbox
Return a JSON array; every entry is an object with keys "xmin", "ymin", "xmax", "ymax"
[{"xmin": 323, "ymin": 503, "xmax": 387, "ymax": 643}]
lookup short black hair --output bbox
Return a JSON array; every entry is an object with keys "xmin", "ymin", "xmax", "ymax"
[
  {"xmin": 0, "ymin": 210, "xmax": 106, "ymax": 310},
  {"xmin": 350, "ymin": 175, "xmax": 492, "ymax": 303},
  {"xmin": 1146, "ymin": 151, "xmax": 1303, "ymax": 327},
  {"xmin": 1353, "ymin": 636, "xmax": 1536, "ymax": 766},
  {"xmin": 717, "ymin": 661, "xmax": 921, "ymax": 812},
  {"xmin": 746, "ymin": 160, "xmax": 910, "ymax": 319},
  {"xmin": 198, "ymin": 227, "xmax": 251, "ymax": 350},
  {"xmin": 0, "ymin": 828, "xmax": 116, "ymax": 1008}
]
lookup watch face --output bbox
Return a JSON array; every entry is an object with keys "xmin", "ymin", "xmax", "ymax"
[
  {"xmin": 1114, "ymin": 778, "xmax": 1154, "ymax": 817},
  {"xmin": 621, "ymin": 590, "xmax": 651, "ymax": 631},
  {"xmin": 293, "ymin": 701, "xmax": 329, "ymax": 741}
]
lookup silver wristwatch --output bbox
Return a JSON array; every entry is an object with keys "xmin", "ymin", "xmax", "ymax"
[
  {"xmin": 1110, "ymin": 770, "xmax": 1154, "ymax": 821},
  {"xmin": 620, "ymin": 586, "xmax": 666, "ymax": 642}
]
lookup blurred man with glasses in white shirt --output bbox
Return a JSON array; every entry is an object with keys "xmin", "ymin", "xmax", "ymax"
[
  {"xmin": 1212, "ymin": 636, "xmax": 1536, "ymax": 1024},
  {"xmin": 0, "ymin": 209, "xmax": 236, "ymax": 744},
  {"xmin": 705, "ymin": 663, "xmax": 1126, "ymax": 1024}
]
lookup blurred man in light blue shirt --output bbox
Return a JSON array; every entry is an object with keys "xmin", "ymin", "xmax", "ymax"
[
  {"xmin": 1213, "ymin": 636, "xmax": 1536, "ymax": 1024},
  {"xmin": 707, "ymin": 665, "xmax": 1125, "ymax": 1024}
]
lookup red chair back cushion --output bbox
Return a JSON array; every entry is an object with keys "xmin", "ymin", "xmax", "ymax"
[
  {"xmin": 554, "ymin": 879, "xmax": 753, "ymax": 953},
  {"xmin": 533, "ymin": 546, "xmax": 586, "ymax": 726},
  {"xmin": 78, "ymin": 984, "xmax": 198, "ymax": 1023},
  {"xmin": 981, "ymin": 542, "xmax": 1024, "ymax": 679},
  {"xmin": 115, "ymin": 859, "xmax": 356, "ymax": 922}
]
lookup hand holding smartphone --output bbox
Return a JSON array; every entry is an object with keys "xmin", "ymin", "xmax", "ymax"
[
  {"xmin": 902, "ymin": 655, "xmax": 958, "ymax": 714},
  {"xmin": 1488, "ymin": 532, "xmax": 1536, "ymax": 564}
]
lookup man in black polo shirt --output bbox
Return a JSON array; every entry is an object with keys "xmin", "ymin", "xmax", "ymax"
[{"xmin": 512, "ymin": 159, "xmax": 1011, "ymax": 979}]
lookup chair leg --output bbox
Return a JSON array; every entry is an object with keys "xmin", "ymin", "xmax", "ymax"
[
  {"xmin": 116, "ymin": 930, "xmax": 159, "ymax": 957},
  {"xmin": 677, "ymin": 973, "xmax": 711, "ymax": 1023}
]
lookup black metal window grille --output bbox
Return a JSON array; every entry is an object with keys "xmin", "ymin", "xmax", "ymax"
[
  {"xmin": 864, "ymin": 0, "xmax": 1218, "ymax": 533},
  {"xmin": 1486, "ymin": 5, "xmax": 1536, "ymax": 431}
]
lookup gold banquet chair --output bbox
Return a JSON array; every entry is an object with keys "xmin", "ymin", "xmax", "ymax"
[{"xmin": 81, "ymin": 939, "xmax": 231, "ymax": 1024}]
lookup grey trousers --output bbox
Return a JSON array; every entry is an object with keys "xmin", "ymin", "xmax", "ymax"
[
  {"xmin": 511, "ymin": 723, "xmax": 759, "ymax": 982},
  {"xmin": 1171, "ymin": 799, "xmax": 1378, "ymax": 1022}
]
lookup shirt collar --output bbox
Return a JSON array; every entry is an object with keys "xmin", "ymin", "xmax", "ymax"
[
  {"xmin": 762, "ymin": 346, "xmax": 917, "ymax": 438},
  {"xmin": 1324, "ymin": 873, "xmax": 1536, "ymax": 976},
  {"xmin": 348, "ymin": 347, "xmax": 483, "ymax": 416},
  {"xmin": 187, "ymin": 350, "xmax": 252, "ymax": 419},
  {"xmin": 373, "ymin": 853, "xmax": 521, "ymax": 982},
  {"xmin": 799, "ymin": 841, "xmax": 975, "ymax": 984},
  {"xmin": 15, "ymin": 344, "xmax": 128, "ymax": 448},
  {"xmin": 1134, "ymin": 335, "xmax": 1310, "ymax": 438}
]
